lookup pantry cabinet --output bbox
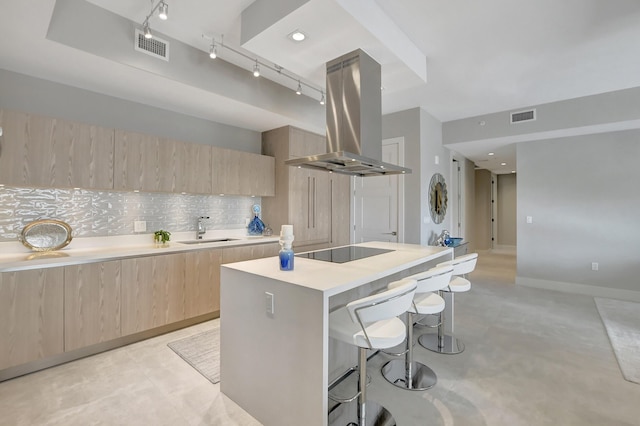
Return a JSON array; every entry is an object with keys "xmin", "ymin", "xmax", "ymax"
[{"xmin": 262, "ymin": 126, "xmax": 350, "ymax": 250}]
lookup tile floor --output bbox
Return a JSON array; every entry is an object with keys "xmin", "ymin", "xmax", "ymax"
[{"xmin": 1, "ymin": 251, "xmax": 639, "ymax": 425}]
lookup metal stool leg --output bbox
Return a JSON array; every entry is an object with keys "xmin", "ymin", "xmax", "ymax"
[
  {"xmin": 381, "ymin": 312, "xmax": 438, "ymax": 390},
  {"xmin": 419, "ymin": 291, "xmax": 465, "ymax": 354}
]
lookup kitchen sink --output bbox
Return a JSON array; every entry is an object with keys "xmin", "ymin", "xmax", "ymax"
[{"xmin": 178, "ymin": 238, "xmax": 239, "ymax": 245}]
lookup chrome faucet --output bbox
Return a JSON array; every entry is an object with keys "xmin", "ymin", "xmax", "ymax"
[{"xmin": 197, "ymin": 216, "xmax": 209, "ymax": 239}]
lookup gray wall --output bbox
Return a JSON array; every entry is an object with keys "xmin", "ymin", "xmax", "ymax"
[
  {"xmin": 383, "ymin": 108, "xmax": 422, "ymax": 244},
  {"xmin": 382, "ymin": 107, "xmax": 453, "ymax": 245},
  {"xmin": 0, "ymin": 69, "xmax": 261, "ymax": 153},
  {"xmin": 517, "ymin": 130, "xmax": 640, "ymax": 300},
  {"xmin": 462, "ymin": 157, "xmax": 476, "ymax": 252},
  {"xmin": 497, "ymin": 173, "xmax": 517, "ymax": 246}
]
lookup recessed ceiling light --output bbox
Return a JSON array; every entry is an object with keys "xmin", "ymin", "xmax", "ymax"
[
  {"xmin": 488, "ymin": 152, "xmax": 494, "ymax": 156},
  {"xmin": 288, "ymin": 30, "xmax": 306, "ymax": 42},
  {"xmin": 501, "ymin": 162, "xmax": 507, "ymax": 166}
]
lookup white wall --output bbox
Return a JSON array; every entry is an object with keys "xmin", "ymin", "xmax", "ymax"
[{"xmin": 517, "ymin": 130, "xmax": 640, "ymax": 300}]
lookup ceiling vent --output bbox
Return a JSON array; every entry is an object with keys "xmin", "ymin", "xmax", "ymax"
[
  {"xmin": 510, "ymin": 108, "xmax": 536, "ymax": 124},
  {"xmin": 134, "ymin": 29, "xmax": 169, "ymax": 61}
]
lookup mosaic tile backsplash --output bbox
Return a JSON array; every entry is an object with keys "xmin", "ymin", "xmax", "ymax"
[{"xmin": 0, "ymin": 186, "xmax": 260, "ymax": 241}]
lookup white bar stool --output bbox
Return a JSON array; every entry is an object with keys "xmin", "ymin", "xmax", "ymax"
[
  {"xmin": 329, "ymin": 278, "xmax": 417, "ymax": 426},
  {"xmin": 381, "ymin": 265, "xmax": 454, "ymax": 391},
  {"xmin": 419, "ymin": 252, "xmax": 478, "ymax": 355}
]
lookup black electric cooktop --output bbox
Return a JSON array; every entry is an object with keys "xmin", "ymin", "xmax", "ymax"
[{"xmin": 296, "ymin": 246, "xmax": 394, "ymax": 264}]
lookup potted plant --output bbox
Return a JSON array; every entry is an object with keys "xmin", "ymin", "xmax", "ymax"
[{"xmin": 154, "ymin": 230, "xmax": 171, "ymax": 247}]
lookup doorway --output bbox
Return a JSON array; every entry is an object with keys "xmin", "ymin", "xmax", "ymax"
[{"xmin": 353, "ymin": 137, "xmax": 405, "ymax": 243}]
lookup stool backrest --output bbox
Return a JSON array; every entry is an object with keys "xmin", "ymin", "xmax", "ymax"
[
  {"xmin": 347, "ymin": 278, "xmax": 417, "ymax": 326},
  {"xmin": 405, "ymin": 265, "xmax": 454, "ymax": 293},
  {"xmin": 438, "ymin": 253, "xmax": 478, "ymax": 276}
]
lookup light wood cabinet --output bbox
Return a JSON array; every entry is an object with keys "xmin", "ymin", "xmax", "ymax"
[
  {"xmin": 262, "ymin": 126, "xmax": 349, "ymax": 250},
  {"xmin": 185, "ymin": 249, "xmax": 222, "ymax": 318},
  {"xmin": 0, "ymin": 268, "xmax": 64, "ymax": 370},
  {"xmin": 212, "ymin": 147, "xmax": 275, "ymax": 196},
  {"xmin": 221, "ymin": 242, "xmax": 280, "ymax": 264},
  {"xmin": 0, "ymin": 109, "xmax": 114, "ymax": 189},
  {"xmin": 64, "ymin": 261, "xmax": 121, "ymax": 351},
  {"xmin": 121, "ymin": 253, "xmax": 186, "ymax": 335}
]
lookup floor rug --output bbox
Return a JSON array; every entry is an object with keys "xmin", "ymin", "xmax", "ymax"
[
  {"xmin": 167, "ymin": 321, "xmax": 220, "ymax": 384},
  {"xmin": 594, "ymin": 297, "xmax": 640, "ymax": 384}
]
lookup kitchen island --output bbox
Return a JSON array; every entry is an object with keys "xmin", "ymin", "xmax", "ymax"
[{"xmin": 220, "ymin": 242, "xmax": 452, "ymax": 426}]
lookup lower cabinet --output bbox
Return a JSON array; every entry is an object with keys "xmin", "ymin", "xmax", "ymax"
[
  {"xmin": 185, "ymin": 249, "xmax": 222, "ymax": 318},
  {"xmin": 64, "ymin": 261, "xmax": 122, "ymax": 351},
  {"xmin": 0, "ymin": 268, "xmax": 64, "ymax": 370},
  {"xmin": 221, "ymin": 242, "xmax": 280, "ymax": 264},
  {"xmin": 121, "ymin": 253, "xmax": 186, "ymax": 336}
]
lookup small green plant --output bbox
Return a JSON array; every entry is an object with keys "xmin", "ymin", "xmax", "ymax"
[{"xmin": 154, "ymin": 230, "xmax": 171, "ymax": 244}]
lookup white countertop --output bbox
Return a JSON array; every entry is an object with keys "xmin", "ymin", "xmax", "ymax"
[
  {"xmin": 222, "ymin": 241, "xmax": 452, "ymax": 297},
  {"xmin": 0, "ymin": 229, "xmax": 279, "ymax": 272}
]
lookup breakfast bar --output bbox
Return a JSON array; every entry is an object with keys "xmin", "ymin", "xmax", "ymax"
[{"xmin": 220, "ymin": 242, "xmax": 452, "ymax": 426}]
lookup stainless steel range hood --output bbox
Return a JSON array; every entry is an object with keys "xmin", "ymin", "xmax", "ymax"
[{"xmin": 285, "ymin": 49, "xmax": 411, "ymax": 177}]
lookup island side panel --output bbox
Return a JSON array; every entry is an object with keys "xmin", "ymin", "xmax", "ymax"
[{"xmin": 220, "ymin": 266, "xmax": 327, "ymax": 426}]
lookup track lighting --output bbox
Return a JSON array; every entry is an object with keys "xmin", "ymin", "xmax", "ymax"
[
  {"xmin": 320, "ymin": 91, "xmax": 325, "ymax": 105},
  {"xmin": 296, "ymin": 81, "xmax": 302, "ymax": 95},
  {"xmin": 209, "ymin": 43, "xmax": 217, "ymax": 59},
  {"xmin": 143, "ymin": 21, "xmax": 152, "ymax": 39},
  {"xmin": 253, "ymin": 60, "xmax": 260, "ymax": 77},
  {"xmin": 158, "ymin": 2, "xmax": 168, "ymax": 20}
]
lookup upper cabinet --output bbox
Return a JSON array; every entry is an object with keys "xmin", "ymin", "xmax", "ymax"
[
  {"xmin": 1, "ymin": 108, "xmax": 274, "ymax": 197},
  {"xmin": 212, "ymin": 147, "xmax": 275, "ymax": 196},
  {"xmin": 262, "ymin": 126, "xmax": 350, "ymax": 250},
  {"xmin": 0, "ymin": 109, "xmax": 114, "ymax": 190}
]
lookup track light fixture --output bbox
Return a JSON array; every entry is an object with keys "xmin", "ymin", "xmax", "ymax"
[
  {"xmin": 201, "ymin": 32, "xmax": 324, "ymax": 104},
  {"xmin": 141, "ymin": 0, "xmax": 169, "ymax": 39},
  {"xmin": 143, "ymin": 22, "xmax": 152, "ymax": 39},
  {"xmin": 158, "ymin": 2, "xmax": 168, "ymax": 20}
]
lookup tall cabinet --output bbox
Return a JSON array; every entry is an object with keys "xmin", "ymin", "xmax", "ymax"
[{"xmin": 262, "ymin": 126, "xmax": 350, "ymax": 251}]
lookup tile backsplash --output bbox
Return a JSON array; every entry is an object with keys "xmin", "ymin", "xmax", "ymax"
[{"xmin": 0, "ymin": 186, "xmax": 260, "ymax": 241}]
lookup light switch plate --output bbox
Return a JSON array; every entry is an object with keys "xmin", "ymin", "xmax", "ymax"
[
  {"xmin": 265, "ymin": 292, "xmax": 275, "ymax": 315},
  {"xmin": 134, "ymin": 220, "xmax": 147, "ymax": 232}
]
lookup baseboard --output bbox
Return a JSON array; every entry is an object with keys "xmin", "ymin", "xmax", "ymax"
[
  {"xmin": 491, "ymin": 245, "xmax": 516, "ymax": 255},
  {"xmin": 516, "ymin": 276, "xmax": 640, "ymax": 302}
]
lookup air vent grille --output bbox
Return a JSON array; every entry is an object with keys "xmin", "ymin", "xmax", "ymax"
[
  {"xmin": 134, "ymin": 29, "xmax": 169, "ymax": 61},
  {"xmin": 511, "ymin": 109, "xmax": 536, "ymax": 124}
]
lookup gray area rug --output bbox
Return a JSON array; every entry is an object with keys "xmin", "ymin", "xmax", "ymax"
[
  {"xmin": 594, "ymin": 297, "xmax": 640, "ymax": 384},
  {"xmin": 167, "ymin": 321, "xmax": 220, "ymax": 384}
]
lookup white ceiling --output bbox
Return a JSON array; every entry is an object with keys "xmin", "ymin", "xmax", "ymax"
[{"xmin": 2, "ymin": 0, "xmax": 640, "ymax": 174}]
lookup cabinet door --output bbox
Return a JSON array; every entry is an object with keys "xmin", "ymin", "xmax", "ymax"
[
  {"xmin": 64, "ymin": 261, "xmax": 121, "ymax": 351},
  {"xmin": 242, "ymin": 151, "xmax": 275, "ymax": 196},
  {"xmin": 212, "ymin": 147, "xmax": 241, "ymax": 195},
  {"xmin": 221, "ymin": 243, "xmax": 279, "ymax": 264},
  {"xmin": 0, "ymin": 110, "xmax": 113, "ymax": 189},
  {"xmin": 0, "ymin": 268, "xmax": 64, "ymax": 370},
  {"xmin": 114, "ymin": 130, "xmax": 159, "ymax": 191},
  {"xmin": 121, "ymin": 253, "xmax": 185, "ymax": 335},
  {"xmin": 289, "ymin": 168, "xmax": 331, "ymax": 247},
  {"xmin": 180, "ymin": 142, "xmax": 212, "ymax": 194},
  {"xmin": 185, "ymin": 249, "xmax": 221, "ymax": 318}
]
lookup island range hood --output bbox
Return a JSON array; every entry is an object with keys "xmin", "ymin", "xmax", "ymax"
[{"xmin": 285, "ymin": 49, "xmax": 411, "ymax": 176}]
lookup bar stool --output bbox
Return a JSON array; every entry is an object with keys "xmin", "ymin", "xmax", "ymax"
[
  {"xmin": 419, "ymin": 253, "xmax": 478, "ymax": 355},
  {"xmin": 329, "ymin": 278, "xmax": 417, "ymax": 426},
  {"xmin": 381, "ymin": 265, "xmax": 454, "ymax": 391}
]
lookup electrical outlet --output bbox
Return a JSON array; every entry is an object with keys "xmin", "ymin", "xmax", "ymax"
[
  {"xmin": 526, "ymin": 216, "xmax": 533, "ymax": 224},
  {"xmin": 265, "ymin": 292, "xmax": 275, "ymax": 315},
  {"xmin": 591, "ymin": 262, "xmax": 599, "ymax": 271},
  {"xmin": 134, "ymin": 220, "xmax": 147, "ymax": 232}
]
